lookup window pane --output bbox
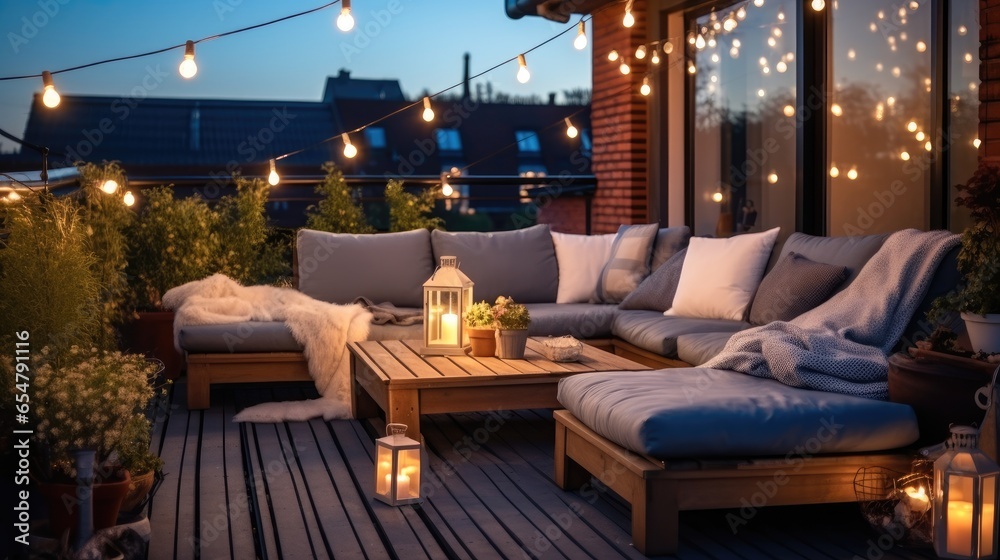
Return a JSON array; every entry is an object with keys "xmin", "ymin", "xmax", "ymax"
[
  {"xmin": 364, "ymin": 127, "xmax": 386, "ymax": 149},
  {"xmin": 690, "ymin": 1, "xmax": 797, "ymax": 239},
  {"xmin": 435, "ymin": 129, "xmax": 462, "ymax": 152},
  {"xmin": 949, "ymin": 1, "xmax": 980, "ymax": 231},
  {"xmin": 828, "ymin": 1, "xmax": 931, "ymax": 235},
  {"xmin": 515, "ymin": 131, "xmax": 541, "ymax": 153}
]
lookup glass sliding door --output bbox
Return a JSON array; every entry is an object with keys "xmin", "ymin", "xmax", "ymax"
[{"xmin": 949, "ymin": 0, "xmax": 980, "ymax": 231}]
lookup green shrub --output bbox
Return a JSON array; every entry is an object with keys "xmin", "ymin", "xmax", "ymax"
[
  {"xmin": 305, "ymin": 163, "xmax": 373, "ymax": 233},
  {"xmin": 213, "ymin": 176, "xmax": 289, "ymax": 284},
  {"xmin": 386, "ymin": 179, "xmax": 443, "ymax": 232}
]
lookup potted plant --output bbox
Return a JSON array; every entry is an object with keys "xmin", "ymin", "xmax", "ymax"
[
  {"xmin": 463, "ymin": 301, "xmax": 496, "ymax": 357},
  {"xmin": 28, "ymin": 347, "xmax": 162, "ymax": 539},
  {"xmin": 930, "ymin": 162, "xmax": 1000, "ymax": 354},
  {"xmin": 116, "ymin": 416, "xmax": 164, "ymax": 515},
  {"xmin": 492, "ymin": 296, "xmax": 531, "ymax": 359}
]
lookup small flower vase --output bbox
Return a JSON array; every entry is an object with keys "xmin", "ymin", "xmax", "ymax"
[
  {"xmin": 467, "ymin": 327, "xmax": 497, "ymax": 357},
  {"xmin": 496, "ymin": 329, "xmax": 529, "ymax": 359}
]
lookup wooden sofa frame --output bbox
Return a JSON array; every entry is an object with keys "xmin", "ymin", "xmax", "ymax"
[{"xmin": 553, "ymin": 409, "xmax": 914, "ymax": 556}]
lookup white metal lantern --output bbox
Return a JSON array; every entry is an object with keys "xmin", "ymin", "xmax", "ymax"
[
  {"xmin": 421, "ymin": 255, "xmax": 473, "ymax": 355},
  {"xmin": 934, "ymin": 425, "xmax": 1000, "ymax": 559},
  {"xmin": 374, "ymin": 423, "xmax": 422, "ymax": 506}
]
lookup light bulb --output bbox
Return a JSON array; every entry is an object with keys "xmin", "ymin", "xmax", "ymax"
[
  {"xmin": 688, "ymin": 63, "xmax": 696, "ymax": 74},
  {"xmin": 915, "ymin": 131, "xmax": 926, "ymax": 141},
  {"xmin": 759, "ymin": 56, "xmax": 768, "ymax": 66},
  {"xmin": 695, "ymin": 34, "xmax": 706, "ymax": 49},
  {"xmin": 762, "ymin": 66, "xmax": 771, "ymax": 74},
  {"xmin": 812, "ymin": 0, "xmax": 825, "ymax": 10},
  {"xmin": 965, "ymin": 53, "xmax": 974, "ymax": 63},
  {"xmin": 268, "ymin": 159, "xmax": 280, "ymax": 186},
  {"xmin": 7, "ymin": 191, "xmax": 21, "ymax": 202},
  {"xmin": 909, "ymin": 0, "xmax": 918, "ymax": 9},
  {"xmin": 342, "ymin": 133, "xmax": 357, "ymax": 158},
  {"xmin": 623, "ymin": 8, "xmax": 635, "ymax": 28},
  {"xmin": 900, "ymin": 151, "xmax": 910, "ymax": 161},
  {"xmin": 41, "ymin": 71, "xmax": 60, "ymax": 108},
  {"xmin": 712, "ymin": 191, "xmax": 724, "ymax": 203},
  {"xmin": 958, "ymin": 25, "xmax": 968, "ymax": 36},
  {"xmin": 663, "ymin": 41, "xmax": 674, "ymax": 54},
  {"xmin": 768, "ymin": 37, "xmax": 777, "ymax": 47},
  {"xmin": 100, "ymin": 179, "xmax": 118, "ymax": 194},
  {"xmin": 564, "ymin": 118, "xmax": 578, "ymax": 138},
  {"xmin": 907, "ymin": 120, "xmax": 918, "ymax": 132},
  {"xmin": 337, "ymin": 0, "xmax": 355, "ymax": 32},
  {"xmin": 754, "ymin": 0, "xmax": 764, "ymax": 7},
  {"xmin": 848, "ymin": 49, "xmax": 856, "ymax": 60},
  {"xmin": 723, "ymin": 17, "xmax": 737, "ymax": 32},
  {"xmin": 916, "ymin": 41, "xmax": 926, "ymax": 52},
  {"xmin": 847, "ymin": 167, "xmax": 858, "ymax": 180},
  {"xmin": 773, "ymin": 28, "xmax": 782, "ymax": 37},
  {"xmin": 123, "ymin": 191, "xmax": 135, "ymax": 207},
  {"xmin": 887, "ymin": 96, "xmax": 895, "ymax": 106},
  {"xmin": 830, "ymin": 164, "xmax": 840, "ymax": 177},
  {"xmin": 635, "ymin": 45, "xmax": 647, "ymax": 59},
  {"xmin": 422, "ymin": 97, "xmax": 434, "ymax": 122},
  {"xmin": 767, "ymin": 171, "xmax": 778, "ymax": 184},
  {"xmin": 708, "ymin": 38, "xmax": 717, "ymax": 48},
  {"xmin": 441, "ymin": 181, "xmax": 453, "ymax": 197},
  {"xmin": 608, "ymin": 50, "xmax": 619, "ymax": 62},
  {"xmin": 711, "ymin": 53, "xmax": 720, "ymax": 63},
  {"xmin": 516, "ymin": 54, "xmax": 530, "ymax": 83},
  {"xmin": 783, "ymin": 105, "xmax": 795, "ymax": 117},
  {"xmin": 619, "ymin": 61, "xmax": 630, "ymax": 75},
  {"xmin": 876, "ymin": 63, "xmax": 883, "ymax": 72},
  {"xmin": 776, "ymin": 61, "xmax": 788, "ymax": 73},
  {"xmin": 730, "ymin": 46, "xmax": 740, "ymax": 58},
  {"xmin": 757, "ymin": 88, "xmax": 765, "ymax": 98},
  {"xmin": 574, "ymin": 21, "xmax": 587, "ymax": 50},
  {"xmin": 737, "ymin": 7, "xmax": 747, "ymax": 19},
  {"xmin": 830, "ymin": 103, "xmax": 843, "ymax": 117},
  {"xmin": 974, "ymin": 137, "xmax": 982, "ymax": 148},
  {"xmin": 924, "ymin": 141, "xmax": 932, "ymax": 151},
  {"xmin": 651, "ymin": 51, "xmax": 660, "ymax": 64},
  {"xmin": 640, "ymin": 77, "xmax": 651, "ymax": 96},
  {"xmin": 777, "ymin": 11, "xmax": 785, "ymax": 20},
  {"xmin": 179, "ymin": 41, "xmax": 198, "ymax": 79}
]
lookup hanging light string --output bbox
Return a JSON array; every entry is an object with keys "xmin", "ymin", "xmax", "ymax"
[
  {"xmin": 0, "ymin": 1, "xmax": 342, "ymax": 81},
  {"xmin": 273, "ymin": 14, "xmax": 594, "ymax": 164}
]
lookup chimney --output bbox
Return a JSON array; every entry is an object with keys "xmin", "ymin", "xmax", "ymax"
[
  {"xmin": 548, "ymin": 92, "xmax": 556, "ymax": 105},
  {"xmin": 462, "ymin": 52, "xmax": 471, "ymax": 100}
]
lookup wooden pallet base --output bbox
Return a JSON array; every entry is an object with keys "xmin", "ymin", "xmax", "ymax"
[{"xmin": 186, "ymin": 353, "xmax": 310, "ymax": 409}]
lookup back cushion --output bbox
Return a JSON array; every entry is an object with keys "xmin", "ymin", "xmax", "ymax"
[
  {"xmin": 650, "ymin": 226, "xmax": 692, "ymax": 271},
  {"xmin": 775, "ymin": 232, "xmax": 889, "ymax": 291},
  {"xmin": 296, "ymin": 228, "xmax": 434, "ymax": 307},
  {"xmin": 431, "ymin": 224, "xmax": 558, "ymax": 304}
]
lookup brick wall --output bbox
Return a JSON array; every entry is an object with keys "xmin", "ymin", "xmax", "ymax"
[
  {"xmin": 982, "ymin": 0, "xmax": 1000, "ymax": 160},
  {"xmin": 539, "ymin": 2, "xmax": 651, "ymax": 234}
]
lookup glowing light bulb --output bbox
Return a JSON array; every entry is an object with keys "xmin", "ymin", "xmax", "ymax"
[
  {"xmin": 892, "ymin": 66, "xmax": 901, "ymax": 77},
  {"xmin": 776, "ymin": 61, "xmax": 788, "ymax": 73},
  {"xmin": 440, "ymin": 180, "xmax": 454, "ymax": 197},
  {"xmin": 712, "ymin": 191, "xmax": 724, "ymax": 203},
  {"xmin": 870, "ymin": 22, "xmax": 878, "ymax": 32},
  {"xmin": 915, "ymin": 131, "xmax": 925, "ymax": 141},
  {"xmin": 663, "ymin": 41, "xmax": 674, "ymax": 54},
  {"xmin": 768, "ymin": 37, "xmax": 777, "ymax": 47},
  {"xmin": 777, "ymin": 11, "xmax": 785, "ymax": 20},
  {"xmin": 640, "ymin": 77, "xmax": 651, "ymax": 96},
  {"xmin": 767, "ymin": 171, "xmax": 778, "ymax": 184},
  {"xmin": 876, "ymin": 63, "xmax": 884, "ymax": 72},
  {"xmin": 619, "ymin": 61, "xmax": 631, "ymax": 74},
  {"xmin": 565, "ymin": 118, "xmax": 578, "ymax": 138},
  {"xmin": 974, "ymin": 137, "xmax": 982, "ymax": 148},
  {"xmin": 783, "ymin": 105, "xmax": 795, "ymax": 117},
  {"xmin": 688, "ymin": 33, "xmax": 696, "ymax": 45},
  {"xmin": 267, "ymin": 159, "xmax": 280, "ymax": 186},
  {"xmin": 574, "ymin": 21, "xmax": 587, "ymax": 50},
  {"xmin": 337, "ymin": 0, "xmax": 355, "ymax": 32},
  {"xmin": 422, "ymin": 97, "xmax": 434, "ymax": 122},
  {"xmin": 623, "ymin": 5, "xmax": 635, "ymax": 28},
  {"xmin": 907, "ymin": 120, "xmax": 918, "ymax": 132},
  {"xmin": 958, "ymin": 25, "xmax": 968, "ymax": 36},
  {"xmin": 754, "ymin": 0, "xmax": 764, "ymax": 7},
  {"xmin": 812, "ymin": 0, "xmax": 825, "ymax": 10},
  {"xmin": 608, "ymin": 50, "xmax": 619, "ymax": 62},
  {"xmin": 874, "ymin": 102, "xmax": 885, "ymax": 121},
  {"xmin": 733, "ymin": 39, "xmax": 741, "ymax": 48},
  {"xmin": 342, "ymin": 133, "xmax": 357, "ymax": 158},
  {"xmin": 759, "ymin": 56, "xmax": 768, "ymax": 66},
  {"xmin": 757, "ymin": 88, "xmax": 765, "ymax": 98},
  {"xmin": 965, "ymin": 53, "xmax": 974, "ymax": 63},
  {"xmin": 708, "ymin": 37, "xmax": 717, "ymax": 48},
  {"xmin": 886, "ymin": 96, "xmax": 895, "ymax": 106},
  {"xmin": 830, "ymin": 164, "xmax": 840, "ymax": 177},
  {"xmin": 100, "ymin": 179, "xmax": 118, "ymax": 194},
  {"xmin": 723, "ymin": 17, "xmax": 737, "ymax": 32},
  {"xmin": 651, "ymin": 51, "xmax": 660, "ymax": 64},
  {"xmin": 695, "ymin": 34, "xmax": 706, "ymax": 49},
  {"xmin": 737, "ymin": 7, "xmax": 747, "ymax": 20},
  {"xmin": 916, "ymin": 41, "xmax": 926, "ymax": 52},
  {"xmin": 773, "ymin": 28, "xmax": 782, "ymax": 37},
  {"xmin": 711, "ymin": 53, "xmax": 720, "ymax": 63},
  {"xmin": 831, "ymin": 103, "xmax": 843, "ymax": 117},
  {"xmin": 516, "ymin": 54, "xmax": 530, "ymax": 83},
  {"xmin": 179, "ymin": 40, "xmax": 198, "ymax": 79},
  {"xmin": 924, "ymin": 141, "xmax": 932, "ymax": 151},
  {"xmin": 635, "ymin": 45, "xmax": 647, "ymax": 59},
  {"xmin": 123, "ymin": 191, "xmax": 135, "ymax": 207},
  {"xmin": 877, "ymin": 10, "xmax": 885, "ymax": 19},
  {"xmin": 909, "ymin": 1, "xmax": 918, "ymax": 9},
  {"xmin": 688, "ymin": 63, "xmax": 697, "ymax": 74},
  {"xmin": 7, "ymin": 191, "xmax": 21, "ymax": 202},
  {"xmin": 847, "ymin": 167, "xmax": 858, "ymax": 180},
  {"xmin": 730, "ymin": 46, "xmax": 740, "ymax": 58},
  {"xmin": 762, "ymin": 66, "xmax": 770, "ymax": 74},
  {"xmin": 900, "ymin": 151, "xmax": 910, "ymax": 161},
  {"xmin": 848, "ymin": 49, "xmax": 856, "ymax": 60},
  {"xmin": 41, "ymin": 71, "xmax": 60, "ymax": 108}
]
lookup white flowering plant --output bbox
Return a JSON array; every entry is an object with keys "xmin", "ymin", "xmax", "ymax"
[{"xmin": 28, "ymin": 347, "xmax": 163, "ymax": 481}]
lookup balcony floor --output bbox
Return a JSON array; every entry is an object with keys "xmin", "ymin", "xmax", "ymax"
[{"xmin": 145, "ymin": 381, "xmax": 937, "ymax": 560}]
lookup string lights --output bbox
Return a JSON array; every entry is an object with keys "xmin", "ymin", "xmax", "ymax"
[
  {"xmin": 337, "ymin": 0, "xmax": 355, "ymax": 31},
  {"xmin": 640, "ymin": 76, "xmax": 651, "ymax": 96},
  {"xmin": 342, "ymin": 133, "xmax": 357, "ymax": 158},
  {"xmin": 41, "ymin": 71, "xmax": 60, "ymax": 108},
  {"xmin": 100, "ymin": 179, "xmax": 119, "ymax": 194},
  {"xmin": 179, "ymin": 41, "xmax": 198, "ymax": 79},
  {"xmin": 268, "ymin": 159, "xmax": 280, "ymax": 186},
  {"xmin": 623, "ymin": 0, "xmax": 635, "ymax": 28},
  {"xmin": 421, "ymin": 97, "xmax": 434, "ymax": 122},
  {"xmin": 574, "ymin": 21, "xmax": 587, "ymax": 50},
  {"xmin": 123, "ymin": 191, "xmax": 135, "ymax": 206},
  {"xmin": 516, "ymin": 54, "xmax": 531, "ymax": 83},
  {"xmin": 564, "ymin": 118, "xmax": 578, "ymax": 138}
]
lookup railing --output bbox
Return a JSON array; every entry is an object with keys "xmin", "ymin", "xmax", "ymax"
[{"xmin": 125, "ymin": 174, "xmax": 598, "ymax": 233}]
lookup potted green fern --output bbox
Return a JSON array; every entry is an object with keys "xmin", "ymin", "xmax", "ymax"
[
  {"xmin": 492, "ymin": 296, "xmax": 531, "ymax": 359},
  {"xmin": 463, "ymin": 301, "xmax": 496, "ymax": 357}
]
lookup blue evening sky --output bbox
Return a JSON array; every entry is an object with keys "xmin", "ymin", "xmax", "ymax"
[{"xmin": 0, "ymin": 0, "xmax": 592, "ymax": 152}]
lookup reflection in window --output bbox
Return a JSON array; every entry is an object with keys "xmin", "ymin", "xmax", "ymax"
[
  {"xmin": 949, "ymin": 0, "xmax": 980, "ymax": 231},
  {"xmin": 690, "ymin": 1, "xmax": 796, "ymax": 239},
  {"xmin": 364, "ymin": 127, "xmax": 386, "ymax": 149},
  {"xmin": 435, "ymin": 129, "xmax": 462, "ymax": 152},
  {"xmin": 515, "ymin": 131, "xmax": 541, "ymax": 153}
]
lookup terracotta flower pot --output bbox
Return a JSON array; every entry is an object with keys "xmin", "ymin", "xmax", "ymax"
[
  {"xmin": 467, "ymin": 327, "xmax": 497, "ymax": 357},
  {"xmin": 120, "ymin": 470, "xmax": 156, "ymax": 513},
  {"xmin": 38, "ymin": 470, "xmax": 131, "ymax": 540},
  {"xmin": 496, "ymin": 329, "xmax": 529, "ymax": 359}
]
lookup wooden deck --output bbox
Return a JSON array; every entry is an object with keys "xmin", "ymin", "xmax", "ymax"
[{"xmin": 144, "ymin": 381, "xmax": 938, "ymax": 560}]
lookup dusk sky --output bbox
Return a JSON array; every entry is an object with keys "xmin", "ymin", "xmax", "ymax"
[{"xmin": 0, "ymin": 0, "xmax": 592, "ymax": 153}]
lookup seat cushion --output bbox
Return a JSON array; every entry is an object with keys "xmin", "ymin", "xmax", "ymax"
[
  {"xmin": 612, "ymin": 311, "xmax": 748, "ymax": 358},
  {"xmin": 179, "ymin": 321, "xmax": 302, "ymax": 353},
  {"xmin": 431, "ymin": 225, "xmax": 558, "ymax": 304},
  {"xmin": 296, "ymin": 228, "xmax": 434, "ymax": 307},
  {"xmin": 524, "ymin": 303, "xmax": 617, "ymax": 339},
  {"xmin": 676, "ymin": 331, "xmax": 735, "ymax": 366},
  {"xmin": 557, "ymin": 369, "xmax": 920, "ymax": 459}
]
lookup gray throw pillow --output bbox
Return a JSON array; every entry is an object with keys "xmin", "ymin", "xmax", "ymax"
[
  {"xmin": 650, "ymin": 226, "xmax": 691, "ymax": 271},
  {"xmin": 619, "ymin": 248, "xmax": 687, "ymax": 311},
  {"xmin": 748, "ymin": 252, "xmax": 848, "ymax": 325},
  {"xmin": 594, "ymin": 223, "xmax": 660, "ymax": 303}
]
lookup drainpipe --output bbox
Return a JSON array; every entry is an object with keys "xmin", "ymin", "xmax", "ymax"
[{"xmin": 73, "ymin": 449, "xmax": 95, "ymax": 551}]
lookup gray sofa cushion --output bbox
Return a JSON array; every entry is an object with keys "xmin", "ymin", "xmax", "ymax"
[
  {"xmin": 650, "ymin": 226, "xmax": 691, "ymax": 271},
  {"xmin": 431, "ymin": 225, "xmax": 558, "ymax": 304},
  {"xmin": 296, "ymin": 228, "xmax": 434, "ymax": 307},
  {"xmin": 594, "ymin": 223, "xmax": 660, "ymax": 304},
  {"xmin": 748, "ymin": 252, "xmax": 848, "ymax": 325},
  {"xmin": 676, "ymin": 331, "xmax": 735, "ymax": 366},
  {"xmin": 179, "ymin": 322, "xmax": 302, "ymax": 353},
  {"xmin": 612, "ymin": 311, "xmax": 748, "ymax": 357},
  {"xmin": 618, "ymin": 248, "xmax": 686, "ymax": 312},
  {"xmin": 524, "ymin": 303, "xmax": 617, "ymax": 339},
  {"xmin": 557, "ymin": 369, "xmax": 920, "ymax": 459},
  {"xmin": 773, "ymin": 232, "xmax": 888, "ymax": 291}
]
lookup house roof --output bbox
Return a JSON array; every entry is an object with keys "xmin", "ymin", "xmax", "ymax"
[{"xmin": 322, "ymin": 70, "xmax": 405, "ymax": 103}]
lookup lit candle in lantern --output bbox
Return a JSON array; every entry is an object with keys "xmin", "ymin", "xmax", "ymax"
[
  {"xmin": 378, "ymin": 462, "xmax": 392, "ymax": 494},
  {"xmin": 441, "ymin": 313, "xmax": 458, "ymax": 345},
  {"xmin": 947, "ymin": 500, "xmax": 974, "ymax": 557},
  {"xmin": 397, "ymin": 472, "xmax": 411, "ymax": 498},
  {"xmin": 904, "ymin": 486, "xmax": 931, "ymax": 513}
]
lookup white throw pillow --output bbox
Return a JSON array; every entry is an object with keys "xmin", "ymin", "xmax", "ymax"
[
  {"xmin": 666, "ymin": 227, "xmax": 781, "ymax": 321},
  {"xmin": 551, "ymin": 232, "xmax": 616, "ymax": 304}
]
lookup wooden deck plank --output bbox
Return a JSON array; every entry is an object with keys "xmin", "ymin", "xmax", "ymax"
[
  {"xmin": 222, "ymin": 393, "xmax": 257, "ymax": 560},
  {"xmin": 195, "ymin": 395, "xmax": 233, "ymax": 559},
  {"xmin": 240, "ymin": 388, "xmax": 281, "ymax": 560},
  {"xmin": 148, "ymin": 382, "xmax": 191, "ymax": 560}
]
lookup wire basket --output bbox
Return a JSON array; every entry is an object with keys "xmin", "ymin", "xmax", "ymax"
[{"xmin": 853, "ymin": 461, "xmax": 933, "ymax": 548}]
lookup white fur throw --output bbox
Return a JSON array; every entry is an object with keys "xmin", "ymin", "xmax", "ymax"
[{"xmin": 162, "ymin": 274, "xmax": 372, "ymax": 422}]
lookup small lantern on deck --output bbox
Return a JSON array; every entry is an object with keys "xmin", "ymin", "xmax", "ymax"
[
  {"xmin": 933, "ymin": 425, "xmax": 1000, "ymax": 559},
  {"xmin": 421, "ymin": 255, "xmax": 473, "ymax": 355},
  {"xmin": 374, "ymin": 423, "xmax": 422, "ymax": 506}
]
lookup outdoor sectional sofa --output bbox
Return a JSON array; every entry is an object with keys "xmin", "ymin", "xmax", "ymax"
[{"xmin": 175, "ymin": 223, "xmax": 961, "ymax": 556}]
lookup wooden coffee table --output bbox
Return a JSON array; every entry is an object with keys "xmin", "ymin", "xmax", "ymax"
[{"xmin": 349, "ymin": 338, "xmax": 650, "ymax": 441}]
